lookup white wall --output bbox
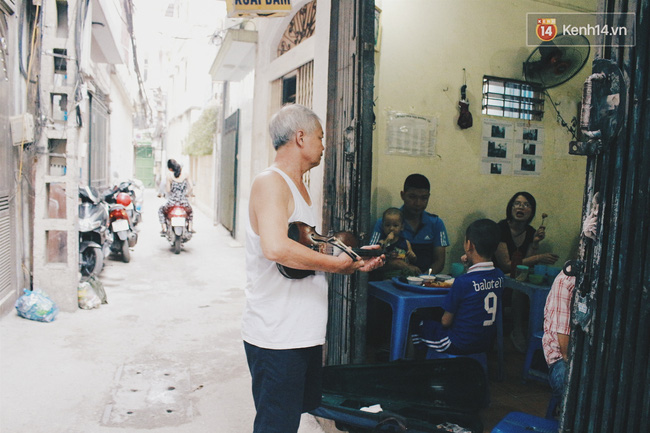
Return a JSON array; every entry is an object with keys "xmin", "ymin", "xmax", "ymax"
[{"xmin": 109, "ymin": 68, "xmax": 135, "ymax": 183}]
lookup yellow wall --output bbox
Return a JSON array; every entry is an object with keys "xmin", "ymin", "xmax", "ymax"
[{"xmin": 371, "ymin": 0, "xmax": 596, "ymax": 272}]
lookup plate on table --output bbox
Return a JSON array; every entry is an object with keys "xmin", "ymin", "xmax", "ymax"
[{"xmin": 391, "ymin": 277, "xmax": 450, "ymax": 294}]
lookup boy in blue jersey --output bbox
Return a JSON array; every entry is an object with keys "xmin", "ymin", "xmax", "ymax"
[{"xmin": 412, "ymin": 219, "xmax": 504, "ymax": 355}]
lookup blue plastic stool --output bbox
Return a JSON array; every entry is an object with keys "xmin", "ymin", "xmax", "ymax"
[
  {"xmin": 491, "ymin": 411, "xmax": 559, "ymax": 433},
  {"xmin": 522, "ymin": 330, "xmax": 548, "ymax": 383},
  {"xmin": 545, "ymin": 395, "xmax": 559, "ymax": 419},
  {"xmin": 422, "ymin": 305, "xmax": 505, "ymax": 382}
]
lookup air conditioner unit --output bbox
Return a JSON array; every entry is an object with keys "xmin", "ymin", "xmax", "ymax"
[
  {"xmin": 0, "ymin": 0, "xmax": 16, "ymax": 15},
  {"xmin": 10, "ymin": 113, "xmax": 35, "ymax": 146}
]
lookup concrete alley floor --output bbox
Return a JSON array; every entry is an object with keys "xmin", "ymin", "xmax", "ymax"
[{"xmin": 0, "ymin": 189, "xmax": 327, "ymax": 433}]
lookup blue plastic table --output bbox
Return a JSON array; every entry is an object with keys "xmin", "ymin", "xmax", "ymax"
[
  {"xmin": 503, "ymin": 276, "xmax": 551, "ymax": 338},
  {"xmin": 367, "ymin": 280, "xmax": 448, "ymax": 362},
  {"xmin": 369, "ymin": 279, "xmax": 505, "ymax": 381}
]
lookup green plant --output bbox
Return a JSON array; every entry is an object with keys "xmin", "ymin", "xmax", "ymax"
[{"xmin": 183, "ymin": 106, "xmax": 218, "ymax": 156}]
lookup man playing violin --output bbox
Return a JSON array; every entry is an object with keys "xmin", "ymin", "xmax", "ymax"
[{"xmin": 242, "ymin": 104, "xmax": 384, "ymax": 433}]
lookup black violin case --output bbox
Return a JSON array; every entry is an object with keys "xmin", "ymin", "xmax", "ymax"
[{"xmin": 311, "ymin": 358, "xmax": 488, "ymax": 433}]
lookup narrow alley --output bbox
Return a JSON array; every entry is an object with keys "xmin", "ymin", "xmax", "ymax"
[{"xmin": 0, "ymin": 189, "xmax": 325, "ymax": 433}]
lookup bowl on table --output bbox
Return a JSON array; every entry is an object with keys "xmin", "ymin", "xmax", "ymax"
[
  {"xmin": 528, "ymin": 273, "xmax": 545, "ymax": 285},
  {"xmin": 420, "ymin": 275, "xmax": 437, "ymax": 286},
  {"xmin": 419, "ymin": 274, "xmax": 454, "ymax": 288},
  {"xmin": 406, "ymin": 276, "xmax": 423, "ymax": 286}
]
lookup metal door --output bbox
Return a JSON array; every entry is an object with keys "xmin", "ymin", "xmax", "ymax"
[
  {"xmin": 0, "ymin": 11, "xmax": 17, "ymax": 314},
  {"xmin": 562, "ymin": 3, "xmax": 650, "ymax": 432},
  {"xmin": 218, "ymin": 110, "xmax": 239, "ymax": 235},
  {"xmin": 134, "ymin": 145, "xmax": 155, "ymax": 187},
  {"xmin": 89, "ymin": 94, "xmax": 109, "ymax": 188},
  {"xmin": 324, "ymin": 0, "xmax": 376, "ymax": 365}
]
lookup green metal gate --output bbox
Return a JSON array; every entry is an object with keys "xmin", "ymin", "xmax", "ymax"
[{"xmin": 134, "ymin": 146, "xmax": 154, "ymax": 187}]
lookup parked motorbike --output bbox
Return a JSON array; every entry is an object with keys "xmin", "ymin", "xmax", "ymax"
[
  {"xmin": 163, "ymin": 204, "xmax": 193, "ymax": 254},
  {"xmin": 78, "ymin": 185, "xmax": 110, "ymax": 277},
  {"xmin": 103, "ymin": 187, "xmax": 138, "ymax": 263},
  {"xmin": 114, "ymin": 180, "xmax": 143, "ymax": 227}
]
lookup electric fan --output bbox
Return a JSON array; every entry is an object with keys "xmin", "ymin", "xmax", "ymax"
[{"xmin": 523, "ymin": 34, "xmax": 590, "ymax": 89}]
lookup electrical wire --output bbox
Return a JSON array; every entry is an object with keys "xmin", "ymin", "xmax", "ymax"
[
  {"xmin": 545, "ymin": 89, "xmax": 578, "ymax": 139},
  {"xmin": 125, "ymin": 0, "xmax": 152, "ymax": 124}
]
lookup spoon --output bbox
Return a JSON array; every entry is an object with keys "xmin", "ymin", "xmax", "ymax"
[{"xmin": 541, "ymin": 213, "xmax": 548, "ymax": 227}]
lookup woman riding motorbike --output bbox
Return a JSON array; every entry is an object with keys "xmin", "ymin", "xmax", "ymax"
[{"xmin": 158, "ymin": 159, "xmax": 194, "ymax": 234}]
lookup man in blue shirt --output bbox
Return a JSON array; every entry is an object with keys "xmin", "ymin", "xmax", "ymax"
[{"xmin": 370, "ymin": 174, "xmax": 449, "ymax": 274}]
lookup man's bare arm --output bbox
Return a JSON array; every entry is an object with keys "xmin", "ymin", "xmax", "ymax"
[
  {"xmin": 430, "ymin": 246, "xmax": 446, "ymax": 274},
  {"xmin": 250, "ymin": 172, "xmax": 378, "ymax": 274},
  {"xmin": 558, "ymin": 333, "xmax": 570, "ymax": 361}
]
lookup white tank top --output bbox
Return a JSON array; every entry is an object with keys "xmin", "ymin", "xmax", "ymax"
[{"xmin": 241, "ymin": 167, "xmax": 328, "ymax": 349}]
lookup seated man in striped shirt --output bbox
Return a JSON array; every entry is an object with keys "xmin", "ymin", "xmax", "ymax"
[{"xmin": 412, "ymin": 219, "xmax": 504, "ymax": 356}]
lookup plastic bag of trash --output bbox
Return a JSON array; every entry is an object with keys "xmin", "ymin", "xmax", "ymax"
[
  {"xmin": 87, "ymin": 276, "xmax": 107, "ymax": 304},
  {"xmin": 78, "ymin": 281, "xmax": 101, "ymax": 309},
  {"xmin": 14, "ymin": 288, "xmax": 59, "ymax": 322}
]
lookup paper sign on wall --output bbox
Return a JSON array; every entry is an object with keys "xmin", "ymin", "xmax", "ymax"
[{"xmin": 385, "ymin": 111, "xmax": 438, "ymax": 157}]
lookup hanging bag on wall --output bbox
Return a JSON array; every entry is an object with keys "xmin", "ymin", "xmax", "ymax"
[{"xmin": 457, "ymin": 84, "xmax": 473, "ymax": 130}]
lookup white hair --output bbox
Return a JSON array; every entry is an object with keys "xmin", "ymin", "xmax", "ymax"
[{"xmin": 269, "ymin": 104, "xmax": 321, "ymax": 150}]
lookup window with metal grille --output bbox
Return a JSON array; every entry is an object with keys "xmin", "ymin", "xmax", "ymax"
[{"xmin": 482, "ymin": 76, "xmax": 544, "ymax": 120}]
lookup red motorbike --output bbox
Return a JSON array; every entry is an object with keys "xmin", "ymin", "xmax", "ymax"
[
  {"xmin": 163, "ymin": 204, "xmax": 192, "ymax": 254},
  {"xmin": 104, "ymin": 189, "xmax": 138, "ymax": 262}
]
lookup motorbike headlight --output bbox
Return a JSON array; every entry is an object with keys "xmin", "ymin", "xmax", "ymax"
[{"xmin": 79, "ymin": 219, "xmax": 101, "ymax": 232}]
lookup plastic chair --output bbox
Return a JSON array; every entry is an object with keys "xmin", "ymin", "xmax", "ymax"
[
  {"xmin": 424, "ymin": 304, "xmax": 504, "ymax": 382},
  {"xmin": 545, "ymin": 395, "xmax": 559, "ymax": 420},
  {"xmin": 522, "ymin": 330, "xmax": 548, "ymax": 383},
  {"xmin": 491, "ymin": 411, "xmax": 559, "ymax": 433}
]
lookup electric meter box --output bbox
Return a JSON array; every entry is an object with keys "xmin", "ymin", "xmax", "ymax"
[{"xmin": 10, "ymin": 113, "xmax": 35, "ymax": 146}]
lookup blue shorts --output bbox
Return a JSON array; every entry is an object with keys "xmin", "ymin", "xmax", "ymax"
[
  {"xmin": 412, "ymin": 320, "xmax": 463, "ymax": 355},
  {"xmin": 244, "ymin": 342, "xmax": 323, "ymax": 433}
]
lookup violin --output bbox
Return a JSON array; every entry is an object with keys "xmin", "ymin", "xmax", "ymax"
[{"xmin": 277, "ymin": 221, "xmax": 383, "ymax": 279}]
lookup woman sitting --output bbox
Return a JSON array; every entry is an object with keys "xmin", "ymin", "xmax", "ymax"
[
  {"xmin": 494, "ymin": 191, "xmax": 558, "ymax": 352},
  {"xmin": 158, "ymin": 159, "xmax": 194, "ymax": 234}
]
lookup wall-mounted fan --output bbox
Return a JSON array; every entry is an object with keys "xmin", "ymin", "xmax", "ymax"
[{"xmin": 523, "ymin": 34, "xmax": 590, "ymax": 89}]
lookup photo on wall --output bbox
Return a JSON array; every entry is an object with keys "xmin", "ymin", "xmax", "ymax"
[
  {"xmin": 514, "ymin": 122, "xmax": 544, "ymax": 176},
  {"xmin": 481, "ymin": 118, "xmax": 514, "ymax": 175}
]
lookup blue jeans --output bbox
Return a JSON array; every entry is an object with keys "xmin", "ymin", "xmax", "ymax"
[
  {"xmin": 548, "ymin": 358, "xmax": 567, "ymax": 400},
  {"xmin": 244, "ymin": 342, "xmax": 323, "ymax": 433}
]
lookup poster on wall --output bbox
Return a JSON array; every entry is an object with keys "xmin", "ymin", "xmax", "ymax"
[
  {"xmin": 480, "ymin": 118, "xmax": 514, "ymax": 175},
  {"xmin": 480, "ymin": 118, "xmax": 545, "ymax": 176},
  {"xmin": 385, "ymin": 111, "xmax": 438, "ymax": 157},
  {"xmin": 513, "ymin": 122, "xmax": 544, "ymax": 176}
]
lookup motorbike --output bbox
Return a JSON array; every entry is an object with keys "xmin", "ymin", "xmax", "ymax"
[
  {"xmin": 114, "ymin": 180, "xmax": 143, "ymax": 227},
  {"xmin": 163, "ymin": 204, "xmax": 193, "ymax": 254},
  {"xmin": 78, "ymin": 185, "xmax": 110, "ymax": 277},
  {"xmin": 103, "ymin": 187, "xmax": 138, "ymax": 263}
]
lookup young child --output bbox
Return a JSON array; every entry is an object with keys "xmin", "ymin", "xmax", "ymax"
[
  {"xmin": 412, "ymin": 218, "xmax": 504, "ymax": 355},
  {"xmin": 376, "ymin": 207, "xmax": 421, "ymax": 278}
]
